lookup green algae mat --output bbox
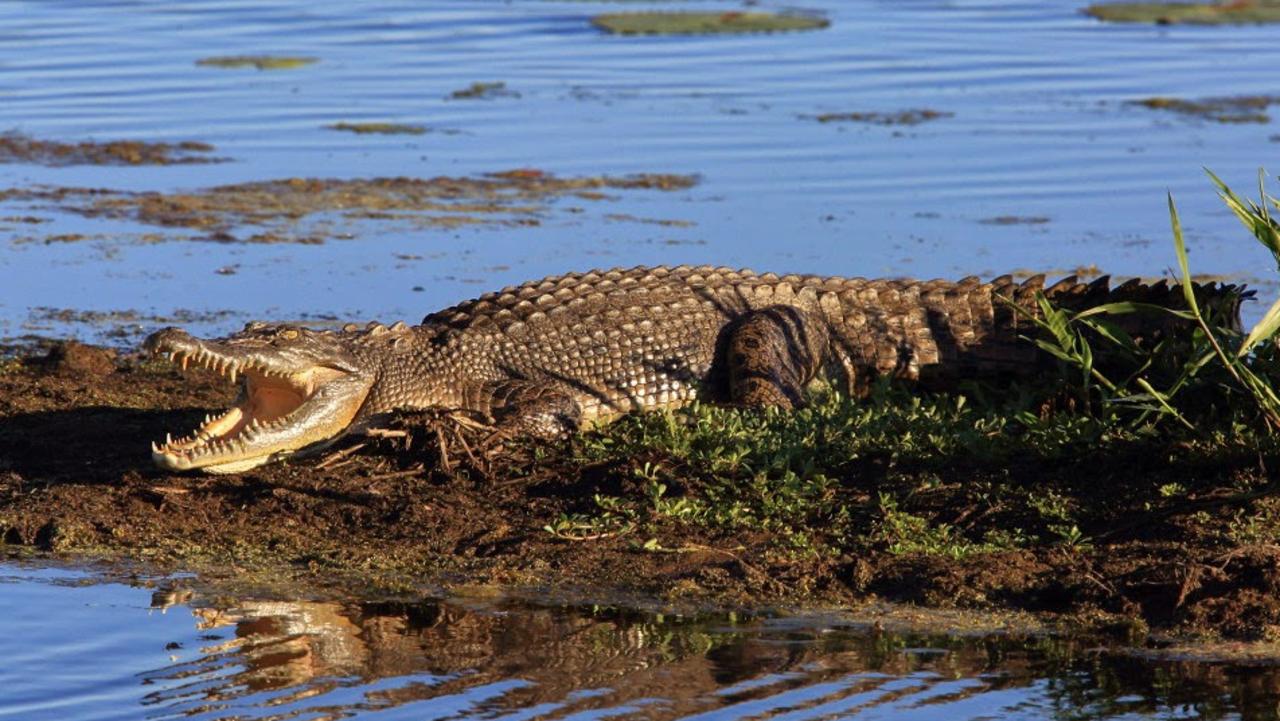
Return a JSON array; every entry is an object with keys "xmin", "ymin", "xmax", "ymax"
[
  {"xmin": 326, "ymin": 122, "xmax": 427, "ymax": 135},
  {"xmin": 1085, "ymin": 1, "xmax": 1280, "ymax": 24},
  {"xmin": 592, "ymin": 12, "xmax": 829, "ymax": 35},
  {"xmin": 196, "ymin": 55, "xmax": 317, "ymax": 70},
  {"xmin": 1131, "ymin": 95, "xmax": 1280, "ymax": 123}
]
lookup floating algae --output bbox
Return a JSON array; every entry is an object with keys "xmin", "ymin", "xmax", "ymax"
[
  {"xmin": 980, "ymin": 215, "xmax": 1052, "ymax": 225},
  {"xmin": 449, "ymin": 82, "xmax": 519, "ymax": 100},
  {"xmin": 1084, "ymin": 1, "xmax": 1280, "ymax": 24},
  {"xmin": 195, "ymin": 55, "xmax": 317, "ymax": 70},
  {"xmin": 0, "ymin": 133, "xmax": 221, "ymax": 166},
  {"xmin": 0, "ymin": 172, "xmax": 699, "ymax": 244},
  {"xmin": 592, "ymin": 12, "xmax": 829, "ymax": 35},
  {"xmin": 810, "ymin": 109, "xmax": 954, "ymax": 126},
  {"xmin": 326, "ymin": 122, "xmax": 427, "ymax": 135},
  {"xmin": 1130, "ymin": 95, "xmax": 1280, "ymax": 123}
]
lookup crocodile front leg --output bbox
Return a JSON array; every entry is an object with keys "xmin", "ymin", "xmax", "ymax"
[
  {"xmin": 463, "ymin": 379, "xmax": 584, "ymax": 440},
  {"xmin": 725, "ymin": 306, "xmax": 832, "ymax": 409}
]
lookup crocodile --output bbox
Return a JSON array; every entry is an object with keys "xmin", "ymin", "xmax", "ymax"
[{"xmin": 144, "ymin": 265, "xmax": 1245, "ymax": 473}]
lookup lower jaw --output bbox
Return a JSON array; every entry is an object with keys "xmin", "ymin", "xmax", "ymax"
[
  {"xmin": 198, "ymin": 455, "xmax": 280, "ymax": 474},
  {"xmin": 153, "ymin": 448, "xmax": 280, "ymax": 473}
]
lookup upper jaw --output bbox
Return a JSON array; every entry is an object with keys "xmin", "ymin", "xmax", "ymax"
[
  {"xmin": 144, "ymin": 327, "xmax": 355, "ymax": 385},
  {"xmin": 144, "ymin": 326, "xmax": 371, "ymax": 474}
]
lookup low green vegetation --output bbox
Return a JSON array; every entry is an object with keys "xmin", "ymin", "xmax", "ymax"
[
  {"xmin": 326, "ymin": 122, "xmax": 427, "ymax": 135},
  {"xmin": 1084, "ymin": 1, "xmax": 1280, "ymax": 24},
  {"xmin": 195, "ymin": 55, "xmax": 317, "ymax": 70},
  {"xmin": 543, "ymin": 172, "xmax": 1280, "ymax": 569},
  {"xmin": 1131, "ymin": 96, "xmax": 1280, "ymax": 124},
  {"xmin": 592, "ymin": 12, "xmax": 830, "ymax": 35}
]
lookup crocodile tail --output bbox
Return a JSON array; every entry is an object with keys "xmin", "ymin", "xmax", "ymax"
[
  {"xmin": 909, "ymin": 275, "xmax": 1251, "ymax": 387},
  {"xmin": 1035, "ymin": 275, "xmax": 1251, "ymax": 335}
]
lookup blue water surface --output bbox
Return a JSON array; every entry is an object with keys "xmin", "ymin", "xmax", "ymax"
[
  {"xmin": 2, "ymin": 563, "xmax": 1276, "ymax": 721},
  {"xmin": 2, "ymin": 0, "xmax": 1278, "ymax": 342}
]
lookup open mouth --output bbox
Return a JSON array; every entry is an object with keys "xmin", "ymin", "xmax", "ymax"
[
  {"xmin": 151, "ymin": 345, "xmax": 319, "ymax": 471},
  {"xmin": 145, "ymin": 328, "xmax": 359, "ymax": 473}
]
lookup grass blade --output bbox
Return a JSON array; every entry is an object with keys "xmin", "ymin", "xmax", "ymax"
[{"xmin": 1240, "ymin": 295, "xmax": 1280, "ymax": 357}]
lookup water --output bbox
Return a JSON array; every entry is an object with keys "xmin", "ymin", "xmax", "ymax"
[
  {"xmin": 6, "ymin": 3, "xmax": 1280, "ymax": 717},
  {"xmin": 3, "ymin": 0, "xmax": 1280, "ymax": 344},
  {"xmin": 4, "ymin": 564, "xmax": 1280, "ymax": 721}
]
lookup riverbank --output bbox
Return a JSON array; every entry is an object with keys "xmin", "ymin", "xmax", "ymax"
[{"xmin": 2, "ymin": 340, "xmax": 1279, "ymax": 644}]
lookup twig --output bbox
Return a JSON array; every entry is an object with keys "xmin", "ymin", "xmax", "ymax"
[
  {"xmin": 363, "ymin": 468, "xmax": 425, "ymax": 483},
  {"xmin": 553, "ymin": 526, "xmax": 635, "ymax": 542},
  {"xmin": 316, "ymin": 442, "xmax": 367, "ymax": 469},
  {"xmin": 363, "ymin": 428, "xmax": 408, "ymax": 439},
  {"xmin": 435, "ymin": 426, "xmax": 454, "ymax": 475},
  {"xmin": 148, "ymin": 485, "xmax": 190, "ymax": 495}
]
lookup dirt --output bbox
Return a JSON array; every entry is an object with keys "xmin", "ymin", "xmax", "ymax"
[
  {"xmin": 0, "ymin": 133, "xmax": 223, "ymax": 166},
  {"xmin": 3, "ymin": 341, "xmax": 1280, "ymax": 645}
]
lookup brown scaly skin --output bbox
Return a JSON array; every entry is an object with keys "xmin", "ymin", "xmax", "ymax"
[{"xmin": 145, "ymin": 265, "xmax": 1247, "ymax": 473}]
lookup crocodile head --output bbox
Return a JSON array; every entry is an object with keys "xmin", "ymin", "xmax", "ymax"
[{"xmin": 145, "ymin": 323, "xmax": 379, "ymax": 474}]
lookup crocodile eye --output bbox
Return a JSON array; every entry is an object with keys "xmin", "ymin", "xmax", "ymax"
[{"xmin": 279, "ymin": 328, "xmax": 300, "ymax": 340}]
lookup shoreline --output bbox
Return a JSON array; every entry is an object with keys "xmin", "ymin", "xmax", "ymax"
[{"xmin": 3, "ymin": 340, "xmax": 1279, "ymax": 650}]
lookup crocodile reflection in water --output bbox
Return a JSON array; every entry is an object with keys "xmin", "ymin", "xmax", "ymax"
[{"xmin": 135, "ymin": 593, "xmax": 1280, "ymax": 721}]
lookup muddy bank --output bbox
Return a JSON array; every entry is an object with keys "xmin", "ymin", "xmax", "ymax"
[{"xmin": 2, "ymin": 341, "xmax": 1280, "ymax": 645}]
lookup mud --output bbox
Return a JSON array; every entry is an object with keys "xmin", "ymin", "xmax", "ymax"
[
  {"xmin": 0, "ymin": 171, "xmax": 699, "ymax": 244},
  {"xmin": 0, "ymin": 133, "xmax": 222, "ymax": 166},
  {"xmin": 3, "ymin": 341, "xmax": 1280, "ymax": 645}
]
